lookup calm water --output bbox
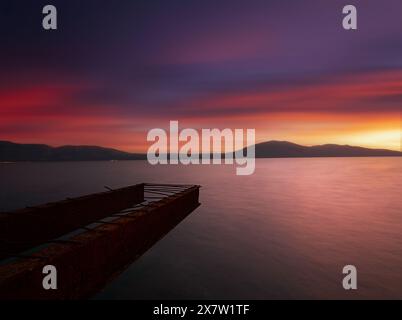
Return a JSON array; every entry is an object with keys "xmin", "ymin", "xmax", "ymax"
[{"xmin": 1, "ymin": 158, "xmax": 401, "ymax": 299}]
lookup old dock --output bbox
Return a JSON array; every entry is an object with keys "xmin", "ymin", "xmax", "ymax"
[{"xmin": 0, "ymin": 183, "xmax": 200, "ymax": 299}]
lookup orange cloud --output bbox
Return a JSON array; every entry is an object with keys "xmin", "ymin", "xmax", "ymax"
[{"xmin": 1, "ymin": 71, "xmax": 401, "ymax": 152}]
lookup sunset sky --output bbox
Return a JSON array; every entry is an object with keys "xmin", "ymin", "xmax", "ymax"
[{"xmin": 0, "ymin": 0, "xmax": 401, "ymax": 152}]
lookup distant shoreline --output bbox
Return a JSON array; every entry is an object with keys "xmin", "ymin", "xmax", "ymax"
[
  {"xmin": 0, "ymin": 140, "xmax": 401, "ymax": 162},
  {"xmin": 0, "ymin": 155, "xmax": 401, "ymax": 164}
]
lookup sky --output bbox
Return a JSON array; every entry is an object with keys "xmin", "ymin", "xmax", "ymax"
[{"xmin": 0, "ymin": 0, "xmax": 401, "ymax": 152}]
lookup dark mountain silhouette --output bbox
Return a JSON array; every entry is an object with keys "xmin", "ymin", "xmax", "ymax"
[
  {"xmin": 0, "ymin": 140, "xmax": 400, "ymax": 161},
  {"xmin": 249, "ymin": 140, "xmax": 402, "ymax": 158},
  {"xmin": 0, "ymin": 141, "xmax": 145, "ymax": 161}
]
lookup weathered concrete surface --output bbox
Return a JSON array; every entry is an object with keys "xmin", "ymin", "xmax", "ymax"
[
  {"xmin": 0, "ymin": 185, "xmax": 200, "ymax": 300},
  {"xmin": 0, "ymin": 184, "xmax": 145, "ymax": 260}
]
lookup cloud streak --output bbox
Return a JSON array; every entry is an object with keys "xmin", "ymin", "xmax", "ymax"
[{"xmin": 0, "ymin": 0, "xmax": 401, "ymax": 151}]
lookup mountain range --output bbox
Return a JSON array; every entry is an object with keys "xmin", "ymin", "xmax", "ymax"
[
  {"xmin": 0, "ymin": 141, "xmax": 145, "ymax": 161},
  {"xmin": 0, "ymin": 140, "xmax": 400, "ymax": 162},
  {"xmin": 245, "ymin": 140, "xmax": 402, "ymax": 158}
]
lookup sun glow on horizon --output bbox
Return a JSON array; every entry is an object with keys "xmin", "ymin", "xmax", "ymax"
[{"xmin": 338, "ymin": 129, "xmax": 401, "ymax": 151}]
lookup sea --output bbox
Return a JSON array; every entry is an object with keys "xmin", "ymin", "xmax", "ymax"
[{"xmin": 1, "ymin": 158, "xmax": 401, "ymax": 299}]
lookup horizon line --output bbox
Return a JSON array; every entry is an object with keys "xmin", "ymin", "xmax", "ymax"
[{"xmin": 1, "ymin": 139, "xmax": 401, "ymax": 154}]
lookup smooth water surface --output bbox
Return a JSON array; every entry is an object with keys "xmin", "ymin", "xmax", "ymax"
[{"xmin": 1, "ymin": 158, "xmax": 401, "ymax": 299}]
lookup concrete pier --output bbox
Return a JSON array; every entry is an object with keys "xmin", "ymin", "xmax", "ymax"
[{"xmin": 0, "ymin": 183, "xmax": 200, "ymax": 299}]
